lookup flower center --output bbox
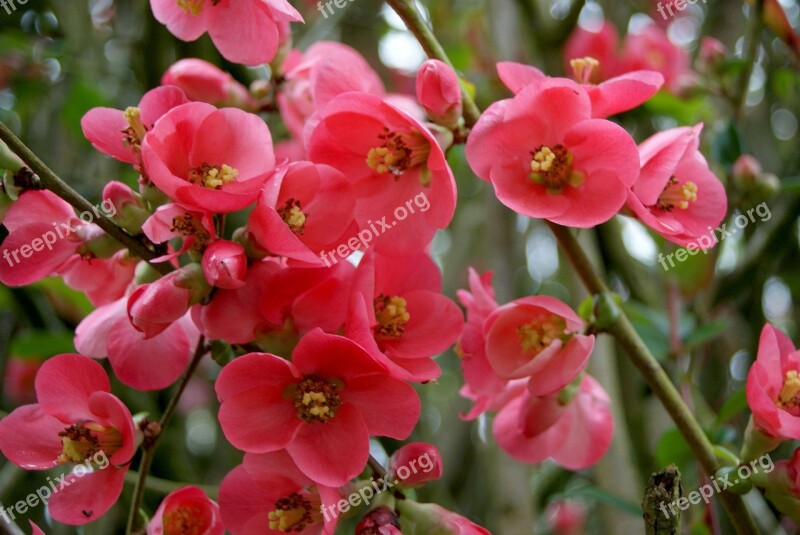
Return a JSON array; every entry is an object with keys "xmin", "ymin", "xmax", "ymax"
[
  {"xmin": 268, "ymin": 492, "xmax": 314, "ymax": 533},
  {"xmin": 278, "ymin": 199, "xmax": 307, "ymax": 234},
  {"xmin": 517, "ymin": 315, "xmax": 570, "ymax": 355},
  {"xmin": 57, "ymin": 422, "xmax": 122, "ymax": 464},
  {"xmin": 176, "ymin": 0, "xmax": 204, "ymax": 15},
  {"xmin": 122, "ymin": 107, "xmax": 146, "ymax": 151},
  {"xmin": 188, "ymin": 163, "xmax": 239, "ymax": 189},
  {"xmin": 570, "ymin": 56, "xmax": 600, "ymax": 84},
  {"xmin": 778, "ymin": 370, "xmax": 800, "ymax": 414},
  {"xmin": 366, "ymin": 128, "xmax": 431, "ymax": 180},
  {"xmin": 163, "ymin": 506, "xmax": 207, "ymax": 535},
  {"xmin": 528, "ymin": 144, "xmax": 584, "ymax": 194},
  {"xmin": 655, "ymin": 176, "xmax": 698, "ymax": 211},
  {"xmin": 171, "ymin": 213, "xmax": 211, "ymax": 251},
  {"xmin": 291, "ymin": 376, "xmax": 342, "ymax": 423},
  {"xmin": 373, "ymin": 295, "xmax": 410, "ymax": 338}
]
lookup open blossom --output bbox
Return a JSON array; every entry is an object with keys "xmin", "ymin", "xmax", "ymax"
[
  {"xmin": 278, "ymin": 41, "xmax": 385, "ymax": 139},
  {"xmin": 484, "ymin": 295, "xmax": 594, "ymax": 395},
  {"xmin": 306, "ymin": 92, "xmax": 457, "ymax": 254},
  {"xmin": 493, "ymin": 375, "xmax": 614, "ymax": 469},
  {"xmin": 626, "ymin": 124, "xmax": 727, "ymax": 247},
  {"xmin": 0, "ymin": 355, "xmax": 136, "ymax": 525},
  {"xmin": 219, "ymin": 451, "xmax": 341, "ymax": 535},
  {"xmin": 147, "ymin": 486, "xmax": 224, "ymax": 535},
  {"xmin": 81, "ymin": 86, "xmax": 189, "ymax": 165},
  {"xmin": 142, "ymin": 203, "xmax": 217, "ymax": 263},
  {"xmin": 162, "ymin": 58, "xmax": 254, "ymax": 108},
  {"xmin": 248, "ymin": 161, "xmax": 358, "ymax": 265},
  {"xmin": 141, "ymin": 102, "xmax": 275, "ymax": 213},
  {"xmin": 466, "ymin": 78, "xmax": 639, "ymax": 227},
  {"xmin": 345, "ymin": 252, "xmax": 463, "ymax": 382},
  {"xmin": 149, "ymin": 0, "xmax": 303, "ymax": 66},
  {"xmin": 76, "ymin": 297, "xmax": 200, "ymax": 391},
  {"xmin": 215, "ymin": 329, "xmax": 420, "ymax": 486},
  {"xmin": 746, "ymin": 324, "xmax": 800, "ymax": 439},
  {"xmin": 618, "ymin": 24, "xmax": 692, "ymax": 93}
]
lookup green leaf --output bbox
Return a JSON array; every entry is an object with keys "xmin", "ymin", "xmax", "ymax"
[
  {"xmin": 655, "ymin": 428, "xmax": 693, "ymax": 472},
  {"xmin": 10, "ymin": 331, "xmax": 75, "ymax": 357},
  {"xmin": 713, "ymin": 389, "xmax": 748, "ymax": 428},
  {"xmin": 560, "ymin": 484, "xmax": 641, "ymax": 516},
  {"xmin": 711, "ymin": 122, "xmax": 743, "ymax": 171},
  {"xmin": 683, "ymin": 320, "xmax": 727, "ymax": 348}
]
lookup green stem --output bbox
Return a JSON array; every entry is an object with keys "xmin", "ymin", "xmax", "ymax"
[
  {"xmin": 734, "ymin": 0, "xmax": 763, "ymax": 123},
  {"xmin": 125, "ymin": 337, "xmax": 207, "ymax": 535},
  {"xmin": 384, "ymin": 0, "xmax": 481, "ymax": 127},
  {"xmin": 546, "ymin": 223, "xmax": 759, "ymax": 535},
  {"xmin": 368, "ymin": 455, "xmax": 388, "ymax": 480},
  {"xmin": 0, "ymin": 121, "xmax": 170, "ymax": 275}
]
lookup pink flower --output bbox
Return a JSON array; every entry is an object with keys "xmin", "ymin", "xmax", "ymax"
[
  {"xmin": 215, "ymin": 329, "xmax": 420, "ymax": 486},
  {"xmin": 617, "ymin": 24, "xmax": 692, "ymax": 93},
  {"xmin": 149, "ymin": 0, "xmax": 303, "ymax": 66},
  {"xmin": 0, "ymin": 355, "xmax": 136, "ymax": 525},
  {"xmin": 496, "ymin": 61, "xmax": 663, "ymax": 120},
  {"xmin": 626, "ymin": 124, "xmax": 727, "ymax": 247},
  {"xmin": 76, "ymin": 297, "xmax": 200, "ymax": 391},
  {"xmin": 746, "ymin": 324, "xmax": 800, "ymax": 440},
  {"xmin": 416, "ymin": 59, "xmax": 462, "ymax": 128},
  {"xmin": 787, "ymin": 448, "xmax": 800, "ymax": 496},
  {"xmin": 456, "ymin": 268, "xmax": 507, "ymax": 418},
  {"xmin": 147, "ymin": 486, "xmax": 224, "ymax": 535},
  {"xmin": 142, "ymin": 203, "xmax": 217, "ymax": 263},
  {"xmin": 545, "ymin": 499, "xmax": 587, "ymax": 535},
  {"xmin": 219, "ymin": 451, "xmax": 341, "ymax": 534},
  {"xmin": 127, "ymin": 264, "xmax": 210, "ymax": 338},
  {"xmin": 493, "ymin": 375, "xmax": 614, "ymax": 469},
  {"xmin": 81, "ymin": 86, "xmax": 189, "ymax": 165},
  {"xmin": 162, "ymin": 58, "xmax": 254, "ymax": 108},
  {"xmin": 3, "ymin": 356, "xmax": 41, "ymax": 405},
  {"xmin": 141, "ymin": 102, "xmax": 275, "ymax": 213},
  {"xmin": 58, "ymin": 250, "xmax": 138, "ymax": 306},
  {"xmin": 564, "ymin": 21, "xmax": 620, "ymax": 83},
  {"xmin": 248, "ymin": 162, "xmax": 358, "ymax": 265},
  {"xmin": 202, "ymin": 240, "xmax": 247, "ymax": 289},
  {"xmin": 484, "ymin": 296, "xmax": 594, "ymax": 395},
  {"xmin": 388, "ymin": 442, "xmax": 443, "ymax": 487},
  {"xmin": 278, "ymin": 42, "xmax": 384, "ymax": 139},
  {"xmin": 307, "ymin": 93, "xmax": 457, "ymax": 254},
  {"xmin": 0, "ymin": 190, "xmax": 86, "ymax": 286},
  {"xmin": 466, "ymin": 79, "xmax": 639, "ymax": 227}
]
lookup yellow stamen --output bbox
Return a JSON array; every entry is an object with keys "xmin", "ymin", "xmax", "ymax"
[
  {"xmin": 778, "ymin": 370, "xmax": 800, "ymax": 409},
  {"xmin": 374, "ymin": 295, "xmax": 410, "ymax": 338},
  {"xmin": 529, "ymin": 144, "xmax": 584, "ymax": 194},
  {"xmin": 268, "ymin": 493, "xmax": 314, "ymax": 533},
  {"xmin": 163, "ymin": 506, "xmax": 206, "ymax": 535},
  {"xmin": 655, "ymin": 177, "xmax": 698, "ymax": 211},
  {"xmin": 176, "ymin": 0, "xmax": 205, "ymax": 16},
  {"xmin": 366, "ymin": 128, "xmax": 431, "ymax": 181},
  {"xmin": 517, "ymin": 315, "xmax": 570, "ymax": 355},
  {"xmin": 570, "ymin": 57, "xmax": 600, "ymax": 84},
  {"xmin": 278, "ymin": 198, "xmax": 307, "ymax": 234},
  {"xmin": 57, "ymin": 422, "xmax": 122, "ymax": 464},
  {"xmin": 188, "ymin": 163, "xmax": 238, "ymax": 189},
  {"xmin": 290, "ymin": 376, "xmax": 342, "ymax": 423}
]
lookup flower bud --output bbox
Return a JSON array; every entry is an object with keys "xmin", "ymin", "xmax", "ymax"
[
  {"xmin": 146, "ymin": 486, "xmax": 223, "ymax": 535},
  {"xmin": 388, "ymin": 443, "xmax": 443, "ymax": 487},
  {"xmin": 201, "ymin": 240, "xmax": 247, "ymax": 289},
  {"xmin": 698, "ymin": 37, "xmax": 728, "ymax": 71},
  {"xmin": 416, "ymin": 59, "xmax": 462, "ymax": 129},
  {"xmin": 356, "ymin": 506, "xmax": 402, "ymax": 535},
  {"xmin": 162, "ymin": 59, "xmax": 254, "ymax": 110},
  {"xmin": 102, "ymin": 181, "xmax": 150, "ymax": 234},
  {"xmin": 544, "ymin": 499, "xmax": 587, "ymax": 535},
  {"xmin": 396, "ymin": 501, "xmax": 490, "ymax": 534}
]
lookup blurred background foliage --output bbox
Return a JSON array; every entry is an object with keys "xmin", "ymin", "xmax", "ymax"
[{"xmin": 0, "ymin": 0, "xmax": 799, "ymax": 533}]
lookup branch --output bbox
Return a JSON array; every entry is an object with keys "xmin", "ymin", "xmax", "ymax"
[
  {"xmin": 0, "ymin": 121, "xmax": 170, "ymax": 275},
  {"xmin": 734, "ymin": 0, "xmax": 764, "ymax": 123},
  {"xmin": 125, "ymin": 337, "xmax": 207, "ymax": 534},
  {"xmin": 546, "ymin": 222, "xmax": 759, "ymax": 535}
]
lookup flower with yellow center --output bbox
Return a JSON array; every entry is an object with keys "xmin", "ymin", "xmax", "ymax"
[
  {"xmin": 366, "ymin": 128, "xmax": 431, "ymax": 183},
  {"xmin": 373, "ymin": 295, "xmax": 410, "ymax": 338},
  {"xmin": 655, "ymin": 176, "xmax": 698, "ymax": 211},
  {"xmin": 268, "ymin": 493, "xmax": 316, "ymax": 533},
  {"xmin": 163, "ymin": 506, "xmax": 205, "ymax": 535},
  {"xmin": 57, "ymin": 421, "xmax": 122, "ymax": 465},
  {"xmin": 278, "ymin": 198, "xmax": 307, "ymax": 234},
  {"xmin": 290, "ymin": 376, "xmax": 342, "ymax": 423},
  {"xmin": 570, "ymin": 56, "xmax": 600, "ymax": 84},
  {"xmin": 777, "ymin": 370, "xmax": 800, "ymax": 413},
  {"xmin": 517, "ymin": 315, "xmax": 570, "ymax": 355},
  {"xmin": 528, "ymin": 144, "xmax": 585, "ymax": 194},
  {"xmin": 188, "ymin": 163, "xmax": 239, "ymax": 189},
  {"xmin": 122, "ymin": 107, "xmax": 147, "ymax": 150}
]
